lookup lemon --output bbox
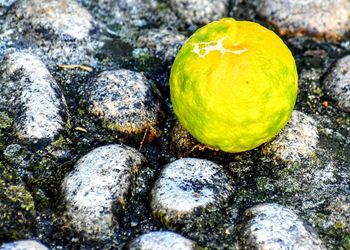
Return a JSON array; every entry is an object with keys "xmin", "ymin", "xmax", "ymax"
[{"xmin": 170, "ymin": 18, "xmax": 298, "ymax": 153}]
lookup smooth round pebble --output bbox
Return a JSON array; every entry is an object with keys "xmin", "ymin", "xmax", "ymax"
[
  {"xmin": 126, "ymin": 231, "xmax": 195, "ymax": 250},
  {"xmin": 256, "ymin": 0, "xmax": 350, "ymax": 42},
  {"xmin": 262, "ymin": 110, "xmax": 318, "ymax": 163},
  {"xmin": 323, "ymin": 55, "xmax": 350, "ymax": 112},
  {"xmin": 6, "ymin": 0, "xmax": 93, "ymax": 40},
  {"xmin": 241, "ymin": 203, "xmax": 326, "ymax": 250},
  {"xmin": 79, "ymin": 69, "xmax": 163, "ymax": 137},
  {"xmin": 150, "ymin": 158, "xmax": 232, "ymax": 225},
  {"xmin": 0, "ymin": 240, "xmax": 48, "ymax": 250},
  {"xmin": 0, "ymin": 52, "xmax": 68, "ymax": 145},
  {"xmin": 136, "ymin": 28, "xmax": 186, "ymax": 63},
  {"xmin": 169, "ymin": 0, "xmax": 229, "ymax": 26},
  {"xmin": 61, "ymin": 144, "xmax": 146, "ymax": 239}
]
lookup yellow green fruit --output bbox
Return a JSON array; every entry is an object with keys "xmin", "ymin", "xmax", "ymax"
[{"xmin": 170, "ymin": 18, "xmax": 298, "ymax": 153}]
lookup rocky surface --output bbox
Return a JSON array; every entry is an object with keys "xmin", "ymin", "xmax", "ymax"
[
  {"xmin": 126, "ymin": 231, "xmax": 195, "ymax": 250},
  {"xmin": 61, "ymin": 144, "xmax": 146, "ymax": 240},
  {"xmin": 240, "ymin": 203, "xmax": 326, "ymax": 249},
  {"xmin": 0, "ymin": 240, "xmax": 48, "ymax": 250},
  {"xmin": 255, "ymin": 0, "xmax": 350, "ymax": 42}
]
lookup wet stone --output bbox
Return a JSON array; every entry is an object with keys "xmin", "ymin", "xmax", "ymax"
[
  {"xmin": 0, "ymin": 240, "xmax": 48, "ymax": 250},
  {"xmin": 61, "ymin": 144, "xmax": 146, "ymax": 240},
  {"xmin": 323, "ymin": 55, "xmax": 350, "ymax": 112},
  {"xmin": 5, "ymin": 0, "xmax": 93, "ymax": 41},
  {"xmin": 240, "ymin": 203, "xmax": 326, "ymax": 250},
  {"xmin": 150, "ymin": 158, "xmax": 232, "ymax": 225},
  {"xmin": 255, "ymin": 0, "xmax": 350, "ymax": 42},
  {"xmin": 79, "ymin": 69, "xmax": 163, "ymax": 137},
  {"xmin": 262, "ymin": 110, "xmax": 318, "ymax": 163},
  {"xmin": 126, "ymin": 231, "xmax": 195, "ymax": 250},
  {"xmin": 169, "ymin": 0, "xmax": 229, "ymax": 26},
  {"xmin": 136, "ymin": 28, "xmax": 186, "ymax": 63},
  {"xmin": 0, "ymin": 52, "xmax": 68, "ymax": 145}
]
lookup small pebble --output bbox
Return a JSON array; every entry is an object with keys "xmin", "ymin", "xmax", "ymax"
[
  {"xmin": 136, "ymin": 28, "xmax": 186, "ymax": 63},
  {"xmin": 0, "ymin": 240, "xmax": 48, "ymax": 250},
  {"xmin": 241, "ymin": 203, "xmax": 326, "ymax": 250},
  {"xmin": 262, "ymin": 110, "xmax": 318, "ymax": 163},
  {"xmin": 6, "ymin": 0, "xmax": 93, "ymax": 41},
  {"xmin": 256, "ymin": 0, "xmax": 350, "ymax": 42},
  {"xmin": 126, "ymin": 231, "xmax": 195, "ymax": 250},
  {"xmin": 79, "ymin": 69, "xmax": 163, "ymax": 138},
  {"xmin": 61, "ymin": 144, "xmax": 146, "ymax": 239},
  {"xmin": 0, "ymin": 52, "xmax": 68, "ymax": 145},
  {"xmin": 323, "ymin": 55, "xmax": 350, "ymax": 112},
  {"xmin": 169, "ymin": 0, "xmax": 229, "ymax": 26},
  {"xmin": 150, "ymin": 158, "xmax": 232, "ymax": 225}
]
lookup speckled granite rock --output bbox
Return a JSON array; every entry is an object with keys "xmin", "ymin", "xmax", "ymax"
[
  {"xmin": 323, "ymin": 55, "xmax": 350, "ymax": 112},
  {"xmin": 0, "ymin": 240, "xmax": 48, "ymax": 250},
  {"xmin": 241, "ymin": 203, "xmax": 326, "ymax": 250},
  {"xmin": 256, "ymin": 0, "xmax": 350, "ymax": 42},
  {"xmin": 126, "ymin": 231, "xmax": 195, "ymax": 250},
  {"xmin": 61, "ymin": 144, "xmax": 146, "ymax": 240},
  {"xmin": 5, "ymin": 0, "xmax": 93, "ymax": 41},
  {"xmin": 79, "ymin": 69, "xmax": 163, "ymax": 138},
  {"xmin": 169, "ymin": 0, "xmax": 229, "ymax": 26},
  {"xmin": 151, "ymin": 158, "xmax": 232, "ymax": 225},
  {"xmin": 136, "ymin": 28, "xmax": 186, "ymax": 63},
  {"xmin": 262, "ymin": 110, "xmax": 318, "ymax": 163},
  {"xmin": 0, "ymin": 52, "xmax": 68, "ymax": 145}
]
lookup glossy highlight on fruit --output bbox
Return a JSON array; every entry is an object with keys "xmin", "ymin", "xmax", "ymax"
[{"xmin": 170, "ymin": 18, "xmax": 298, "ymax": 153}]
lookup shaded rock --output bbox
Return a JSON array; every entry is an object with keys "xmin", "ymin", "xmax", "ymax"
[
  {"xmin": 136, "ymin": 28, "xmax": 186, "ymax": 63},
  {"xmin": 61, "ymin": 144, "xmax": 146, "ymax": 240},
  {"xmin": 79, "ymin": 69, "xmax": 163, "ymax": 138},
  {"xmin": 169, "ymin": 0, "xmax": 229, "ymax": 26},
  {"xmin": 262, "ymin": 110, "xmax": 318, "ymax": 163},
  {"xmin": 150, "ymin": 158, "xmax": 232, "ymax": 225},
  {"xmin": 126, "ymin": 231, "xmax": 195, "ymax": 250},
  {"xmin": 0, "ymin": 52, "xmax": 68, "ymax": 145},
  {"xmin": 0, "ymin": 161, "xmax": 35, "ymax": 241},
  {"xmin": 6, "ymin": 0, "xmax": 93, "ymax": 41},
  {"xmin": 240, "ymin": 203, "xmax": 326, "ymax": 250},
  {"xmin": 255, "ymin": 0, "xmax": 350, "ymax": 42},
  {"xmin": 0, "ymin": 240, "xmax": 48, "ymax": 250},
  {"xmin": 324, "ymin": 194, "xmax": 350, "ymax": 235},
  {"xmin": 323, "ymin": 55, "xmax": 350, "ymax": 112}
]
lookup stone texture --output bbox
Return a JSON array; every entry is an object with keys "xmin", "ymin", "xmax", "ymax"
[
  {"xmin": 0, "ymin": 52, "xmax": 68, "ymax": 145},
  {"xmin": 256, "ymin": 0, "xmax": 350, "ymax": 42},
  {"xmin": 126, "ymin": 231, "xmax": 195, "ymax": 250},
  {"xmin": 262, "ymin": 111, "xmax": 318, "ymax": 163},
  {"xmin": 169, "ymin": 120, "xmax": 199, "ymax": 157},
  {"xmin": 169, "ymin": 0, "xmax": 229, "ymax": 26},
  {"xmin": 0, "ymin": 240, "xmax": 48, "ymax": 250},
  {"xmin": 241, "ymin": 203, "xmax": 326, "ymax": 250},
  {"xmin": 79, "ymin": 69, "xmax": 163, "ymax": 137},
  {"xmin": 6, "ymin": 0, "xmax": 93, "ymax": 41},
  {"xmin": 150, "ymin": 158, "xmax": 232, "ymax": 225},
  {"xmin": 61, "ymin": 144, "xmax": 146, "ymax": 240},
  {"xmin": 323, "ymin": 55, "xmax": 350, "ymax": 112}
]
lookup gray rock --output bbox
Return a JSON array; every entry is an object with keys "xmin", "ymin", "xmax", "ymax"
[
  {"xmin": 262, "ymin": 110, "xmax": 318, "ymax": 163},
  {"xmin": 127, "ymin": 231, "xmax": 195, "ymax": 250},
  {"xmin": 0, "ymin": 240, "xmax": 48, "ymax": 250},
  {"xmin": 6, "ymin": 0, "xmax": 93, "ymax": 41},
  {"xmin": 169, "ymin": 0, "xmax": 229, "ymax": 26},
  {"xmin": 136, "ymin": 28, "xmax": 186, "ymax": 63},
  {"xmin": 241, "ymin": 203, "xmax": 326, "ymax": 250},
  {"xmin": 0, "ymin": 52, "xmax": 68, "ymax": 145},
  {"xmin": 323, "ymin": 55, "xmax": 350, "ymax": 112},
  {"xmin": 79, "ymin": 69, "xmax": 163, "ymax": 137},
  {"xmin": 150, "ymin": 158, "xmax": 232, "ymax": 225},
  {"xmin": 255, "ymin": 0, "xmax": 350, "ymax": 42},
  {"xmin": 61, "ymin": 144, "xmax": 146, "ymax": 240}
]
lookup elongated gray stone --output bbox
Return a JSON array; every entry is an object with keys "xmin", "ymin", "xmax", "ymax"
[{"xmin": 0, "ymin": 52, "xmax": 68, "ymax": 145}]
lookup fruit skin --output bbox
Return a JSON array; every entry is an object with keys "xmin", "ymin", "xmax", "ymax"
[{"xmin": 170, "ymin": 18, "xmax": 298, "ymax": 153}]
